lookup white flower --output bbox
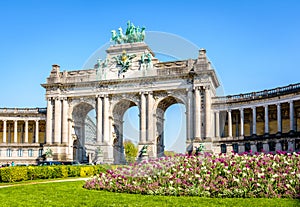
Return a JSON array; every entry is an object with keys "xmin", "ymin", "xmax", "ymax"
[
  {"xmin": 257, "ymin": 173, "xmax": 264, "ymax": 178},
  {"xmin": 233, "ymin": 176, "xmax": 239, "ymax": 182}
]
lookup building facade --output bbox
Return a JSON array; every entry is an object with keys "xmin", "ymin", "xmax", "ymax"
[{"xmin": 0, "ymin": 25, "xmax": 299, "ymax": 165}]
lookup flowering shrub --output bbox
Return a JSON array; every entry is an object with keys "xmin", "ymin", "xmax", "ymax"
[{"xmin": 84, "ymin": 152, "xmax": 300, "ymax": 198}]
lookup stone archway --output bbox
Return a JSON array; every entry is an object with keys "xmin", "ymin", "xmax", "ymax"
[
  {"xmin": 42, "ymin": 40, "xmax": 220, "ymax": 163},
  {"xmin": 112, "ymin": 99, "xmax": 137, "ymax": 164},
  {"xmin": 155, "ymin": 95, "xmax": 186, "ymax": 157},
  {"xmin": 71, "ymin": 102, "xmax": 95, "ymax": 163}
]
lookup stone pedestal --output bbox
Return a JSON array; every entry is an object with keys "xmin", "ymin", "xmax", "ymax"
[
  {"xmin": 101, "ymin": 144, "xmax": 114, "ymax": 164},
  {"xmin": 43, "ymin": 144, "xmax": 69, "ymax": 161}
]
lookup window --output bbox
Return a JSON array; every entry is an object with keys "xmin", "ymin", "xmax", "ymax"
[
  {"xmin": 221, "ymin": 144, "xmax": 227, "ymax": 153},
  {"xmin": 18, "ymin": 149, "xmax": 23, "ymax": 157},
  {"xmin": 257, "ymin": 142, "xmax": 263, "ymax": 152},
  {"xmin": 38, "ymin": 149, "xmax": 43, "ymax": 157},
  {"xmin": 245, "ymin": 143, "xmax": 251, "ymax": 152},
  {"xmin": 232, "ymin": 143, "xmax": 239, "ymax": 153},
  {"xmin": 6, "ymin": 149, "xmax": 12, "ymax": 157},
  {"xmin": 296, "ymin": 139, "xmax": 300, "ymax": 151},
  {"xmin": 28, "ymin": 149, "xmax": 33, "ymax": 157},
  {"xmin": 269, "ymin": 141, "xmax": 276, "ymax": 151}
]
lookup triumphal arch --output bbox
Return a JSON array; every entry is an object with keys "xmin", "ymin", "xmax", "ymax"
[{"xmin": 41, "ymin": 23, "xmax": 220, "ymax": 164}]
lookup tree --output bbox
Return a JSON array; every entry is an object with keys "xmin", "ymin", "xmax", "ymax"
[
  {"xmin": 124, "ymin": 140, "xmax": 138, "ymax": 164},
  {"xmin": 164, "ymin": 151, "xmax": 176, "ymax": 157}
]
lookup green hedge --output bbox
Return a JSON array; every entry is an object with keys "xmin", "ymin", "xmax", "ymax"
[{"xmin": 0, "ymin": 165, "xmax": 110, "ymax": 183}]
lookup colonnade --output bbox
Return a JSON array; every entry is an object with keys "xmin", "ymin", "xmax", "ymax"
[
  {"xmin": 46, "ymin": 97, "xmax": 69, "ymax": 144},
  {"xmin": 95, "ymin": 95, "xmax": 110, "ymax": 144},
  {"xmin": 214, "ymin": 100, "xmax": 297, "ymax": 138},
  {"xmin": 0, "ymin": 119, "xmax": 43, "ymax": 144}
]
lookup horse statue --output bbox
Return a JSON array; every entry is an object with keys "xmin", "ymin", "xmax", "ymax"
[
  {"xmin": 139, "ymin": 27, "xmax": 146, "ymax": 42},
  {"xmin": 111, "ymin": 30, "xmax": 121, "ymax": 44},
  {"xmin": 118, "ymin": 27, "xmax": 127, "ymax": 43},
  {"xmin": 111, "ymin": 22, "xmax": 146, "ymax": 44}
]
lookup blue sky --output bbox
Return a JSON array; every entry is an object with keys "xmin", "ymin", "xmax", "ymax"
[{"xmin": 0, "ymin": 0, "xmax": 300, "ymax": 152}]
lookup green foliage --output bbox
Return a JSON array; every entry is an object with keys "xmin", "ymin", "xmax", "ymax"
[
  {"xmin": 80, "ymin": 166, "xmax": 94, "ymax": 177},
  {"xmin": 0, "ymin": 165, "xmax": 110, "ymax": 183},
  {"xmin": 0, "ymin": 166, "xmax": 28, "ymax": 182},
  {"xmin": 66, "ymin": 165, "xmax": 81, "ymax": 177},
  {"xmin": 164, "ymin": 151, "xmax": 176, "ymax": 157},
  {"xmin": 0, "ymin": 181, "xmax": 298, "ymax": 206},
  {"xmin": 124, "ymin": 140, "xmax": 138, "ymax": 164}
]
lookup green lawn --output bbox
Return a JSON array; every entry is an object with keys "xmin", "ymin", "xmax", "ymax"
[{"xmin": 0, "ymin": 180, "xmax": 299, "ymax": 207}]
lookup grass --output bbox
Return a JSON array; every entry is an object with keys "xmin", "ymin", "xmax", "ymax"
[
  {"xmin": 0, "ymin": 180, "xmax": 299, "ymax": 207},
  {"xmin": 0, "ymin": 177, "xmax": 87, "ymax": 187}
]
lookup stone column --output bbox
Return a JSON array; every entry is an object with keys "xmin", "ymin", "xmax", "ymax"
[
  {"xmin": 228, "ymin": 110, "xmax": 232, "ymax": 137},
  {"xmin": 147, "ymin": 92, "xmax": 154, "ymax": 142},
  {"xmin": 24, "ymin": 120, "xmax": 29, "ymax": 143},
  {"xmin": 235, "ymin": 114, "xmax": 239, "ymax": 137},
  {"xmin": 140, "ymin": 92, "xmax": 146, "ymax": 143},
  {"xmin": 54, "ymin": 97, "xmax": 62, "ymax": 144},
  {"xmin": 46, "ymin": 98, "xmax": 53, "ymax": 144},
  {"xmin": 194, "ymin": 87, "xmax": 201, "ymax": 139},
  {"xmin": 96, "ymin": 96, "xmax": 103, "ymax": 143},
  {"xmin": 62, "ymin": 98, "xmax": 69, "ymax": 144},
  {"xmin": 186, "ymin": 89, "xmax": 193, "ymax": 141},
  {"xmin": 14, "ymin": 120, "xmax": 18, "ymax": 143},
  {"xmin": 103, "ymin": 95, "xmax": 110, "ymax": 143},
  {"xmin": 35, "ymin": 120, "xmax": 39, "ymax": 143},
  {"xmin": 289, "ymin": 101, "xmax": 294, "ymax": 132},
  {"xmin": 3, "ymin": 120, "xmax": 6, "ymax": 143},
  {"xmin": 215, "ymin": 111, "xmax": 220, "ymax": 138},
  {"xmin": 252, "ymin": 106, "xmax": 256, "ymax": 135},
  {"xmin": 264, "ymin": 105, "xmax": 269, "ymax": 135},
  {"xmin": 240, "ymin": 108, "xmax": 244, "ymax": 137},
  {"xmin": 204, "ymin": 86, "xmax": 211, "ymax": 138},
  {"xmin": 277, "ymin": 103, "xmax": 282, "ymax": 133}
]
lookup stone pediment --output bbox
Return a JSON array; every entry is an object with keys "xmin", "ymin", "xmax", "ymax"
[{"xmin": 106, "ymin": 42, "xmax": 155, "ymax": 57}]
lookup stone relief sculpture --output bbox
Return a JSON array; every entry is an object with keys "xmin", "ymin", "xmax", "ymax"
[
  {"xmin": 96, "ymin": 58, "xmax": 109, "ymax": 80},
  {"xmin": 113, "ymin": 50, "xmax": 136, "ymax": 77},
  {"xmin": 140, "ymin": 52, "xmax": 153, "ymax": 70}
]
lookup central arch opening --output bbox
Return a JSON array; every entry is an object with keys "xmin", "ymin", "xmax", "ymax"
[
  {"xmin": 71, "ymin": 102, "xmax": 96, "ymax": 163},
  {"xmin": 156, "ymin": 96, "xmax": 186, "ymax": 157},
  {"xmin": 112, "ymin": 99, "xmax": 138, "ymax": 164}
]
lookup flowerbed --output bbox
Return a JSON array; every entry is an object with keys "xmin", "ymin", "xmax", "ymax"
[{"xmin": 84, "ymin": 152, "xmax": 300, "ymax": 198}]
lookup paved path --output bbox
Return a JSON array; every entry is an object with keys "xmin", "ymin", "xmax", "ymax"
[{"xmin": 0, "ymin": 177, "xmax": 90, "ymax": 189}]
